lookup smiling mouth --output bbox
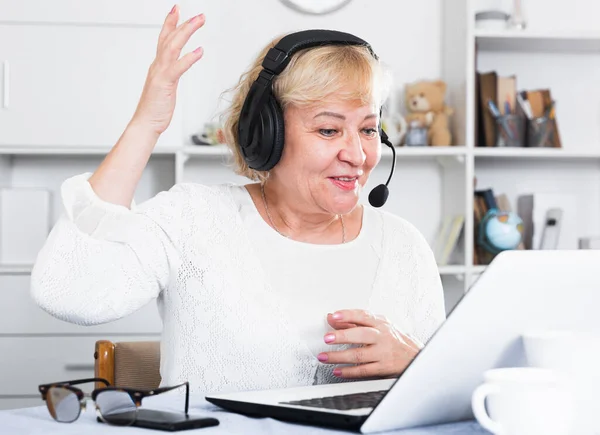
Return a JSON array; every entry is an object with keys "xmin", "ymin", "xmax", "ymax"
[
  {"xmin": 329, "ymin": 176, "xmax": 360, "ymax": 191},
  {"xmin": 331, "ymin": 176, "xmax": 358, "ymax": 182}
]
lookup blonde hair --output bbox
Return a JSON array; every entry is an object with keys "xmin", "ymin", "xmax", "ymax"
[{"xmin": 220, "ymin": 33, "xmax": 391, "ymax": 182}]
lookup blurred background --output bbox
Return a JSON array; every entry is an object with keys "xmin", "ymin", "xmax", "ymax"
[{"xmin": 2, "ymin": 0, "xmax": 600, "ymax": 411}]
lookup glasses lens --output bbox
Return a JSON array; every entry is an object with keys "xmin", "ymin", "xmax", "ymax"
[
  {"xmin": 47, "ymin": 386, "xmax": 81, "ymax": 423},
  {"xmin": 96, "ymin": 391, "xmax": 137, "ymax": 426}
]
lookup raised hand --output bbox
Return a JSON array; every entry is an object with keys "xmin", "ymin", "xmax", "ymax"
[
  {"xmin": 132, "ymin": 5, "xmax": 205, "ymax": 136},
  {"xmin": 88, "ymin": 6, "xmax": 206, "ymax": 207},
  {"xmin": 317, "ymin": 309, "xmax": 423, "ymax": 379}
]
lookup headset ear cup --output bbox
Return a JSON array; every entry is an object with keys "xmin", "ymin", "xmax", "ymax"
[{"xmin": 260, "ymin": 95, "xmax": 285, "ymax": 171}]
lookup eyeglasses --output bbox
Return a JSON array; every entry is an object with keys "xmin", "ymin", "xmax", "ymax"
[{"xmin": 38, "ymin": 377, "xmax": 189, "ymax": 426}]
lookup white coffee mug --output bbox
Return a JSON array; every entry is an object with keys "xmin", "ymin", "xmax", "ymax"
[
  {"xmin": 523, "ymin": 330, "xmax": 600, "ymax": 434},
  {"xmin": 471, "ymin": 367, "xmax": 575, "ymax": 435}
]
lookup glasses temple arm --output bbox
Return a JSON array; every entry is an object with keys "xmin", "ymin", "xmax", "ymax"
[
  {"xmin": 40, "ymin": 377, "xmax": 110, "ymax": 390},
  {"xmin": 184, "ymin": 382, "xmax": 189, "ymax": 416},
  {"xmin": 152, "ymin": 382, "xmax": 190, "ymax": 415}
]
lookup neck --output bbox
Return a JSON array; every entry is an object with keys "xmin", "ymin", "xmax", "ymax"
[{"xmin": 261, "ymin": 180, "xmax": 344, "ymax": 243}]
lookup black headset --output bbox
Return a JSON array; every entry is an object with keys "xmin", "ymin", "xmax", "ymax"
[{"xmin": 237, "ymin": 29, "xmax": 396, "ymax": 208}]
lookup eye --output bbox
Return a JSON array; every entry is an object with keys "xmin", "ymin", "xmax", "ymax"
[
  {"xmin": 362, "ymin": 128, "xmax": 378, "ymax": 137},
  {"xmin": 319, "ymin": 129, "xmax": 338, "ymax": 137}
]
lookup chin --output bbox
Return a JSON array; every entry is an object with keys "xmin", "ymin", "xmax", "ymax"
[
  {"xmin": 322, "ymin": 178, "xmax": 365, "ymax": 214},
  {"xmin": 329, "ymin": 191, "xmax": 361, "ymax": 215}
]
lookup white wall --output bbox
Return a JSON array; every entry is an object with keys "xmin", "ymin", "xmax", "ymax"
[{"xmin": 179, "ymin": 0, "xmax": 442, "ymax": 139}]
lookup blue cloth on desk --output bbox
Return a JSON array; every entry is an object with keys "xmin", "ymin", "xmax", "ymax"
[{"xmin": 0, "ymin": 394, "xmax": 491, "ymax": 434}]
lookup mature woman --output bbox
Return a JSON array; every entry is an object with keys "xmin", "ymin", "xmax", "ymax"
[{"xmin": 31, "ymin": 6, "xmax": 445, "ymax": 394}]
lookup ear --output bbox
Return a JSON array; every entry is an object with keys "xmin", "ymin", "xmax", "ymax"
[{"xmin": 434, "ymin": 80, "xmax": 447, "ymax": 93}]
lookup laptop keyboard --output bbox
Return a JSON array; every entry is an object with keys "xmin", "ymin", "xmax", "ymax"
[{"xmin": 279, "ymin": 390, "xmax": 387, "ymax": 411}]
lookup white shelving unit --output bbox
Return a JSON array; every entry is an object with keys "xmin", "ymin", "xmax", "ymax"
[
  {"xmin": 1, "ymin": 0, "xmax": 599, "ymax": 409},
  {"xmin": 437, "ymin": 0, "xmax": 600, "ymax": 299}
]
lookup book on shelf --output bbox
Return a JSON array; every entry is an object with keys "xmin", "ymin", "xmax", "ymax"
[
  {"xmin": 433, "ymin": 214, "xmax": 465, "ymax": 266},
  {"xmin": 473, "ymin": 188, "xmax": 496, "ymax": 265}
]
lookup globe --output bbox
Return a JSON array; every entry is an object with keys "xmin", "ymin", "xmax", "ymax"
[{"xmin": 478, "ymin": 208, "xmax": 524, "ymax": 254}]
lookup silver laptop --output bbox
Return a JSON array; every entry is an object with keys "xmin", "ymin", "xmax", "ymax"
[{"xmin": 206, "ymin": 250, "xmax": 600, "ymax": 433}]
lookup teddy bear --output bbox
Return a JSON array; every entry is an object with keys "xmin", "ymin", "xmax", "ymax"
[{"xmin": 404, "ymin": 80, "xmax": 453, "ymax": 146}]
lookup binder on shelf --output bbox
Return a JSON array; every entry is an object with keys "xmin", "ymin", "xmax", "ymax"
[{"xmin": 477, "ymin": 71, "xmax": 498, "ymax": 147}]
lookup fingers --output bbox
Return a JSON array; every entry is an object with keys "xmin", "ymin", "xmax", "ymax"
[
  {"xmin": 329, "ymin": 310, "xmax": 386, "ymax": 328},
  {"xmin": 161, "ymin": 13, "xmax": 206, "ymax": 65},
  {"xmin": 326, "ymin": 313, "xmax": 356, "ymax": 330},
  {"xmin": 173, "ymin": 47, "xmax": 204, "ymax": 77},
  {"xmin": 157, "ymin": 4, "xmax": 179, "ymax": 50},
  {"xmin": 324, "ymin": 326, "xmax": 379, "ymax": 345},
  {"xmin": 318, "ymin": 346, "xmax": 377, "ymax": 365},
  {"xmin": 331, "ymin": 362, "xmax": 399, "ymax": 380}
]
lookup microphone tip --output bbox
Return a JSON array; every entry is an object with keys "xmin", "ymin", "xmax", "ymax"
[{"xmin": 368, "ymin": 184, "xmax": 389, "ymax": 208}]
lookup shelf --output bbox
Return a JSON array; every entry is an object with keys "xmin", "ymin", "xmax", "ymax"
[
  {"xmin": 470, "ymin": 265, "xmax": 488, "ymax": 275},
  {"xmin": 438, "ymin": 265, "xmax": 467, "ymax": 276},
  {"xmin": 183, "ymin": 145, "xmax": 232, "ymax": 156},
  {"xmin": 475, "ymin": 29, "xmax": 600, "ymax": 53},
  {"xmin": 392, "ymin": 146, "xmax": 467, "ymax": 157},
  {"xmin": 473, "ymin": 147, "xmax": 600, "ymax": 159},
  {"xmin": 181, "ymin": 145, "xmax": 469, "ymax": 158},
  {"xmin": 0, "ymin": 263, "xmax": 470, "ymax": 277},
  {"xmin": 0, "ymin": 265, "xmax": 32, "ymax": 275},
  {"xmin": 0, "ymin": 144, "xmax": 467, "ymax": 158},
  {"xmin": 0, "ymin": 145, "xmax": 179, "ymax": 156},
  {"xmin": 0, "ymin": 263, "xmax": 469, "ymax": 277}
]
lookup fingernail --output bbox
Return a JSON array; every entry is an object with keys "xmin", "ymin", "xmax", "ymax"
[
  {"xmin": 332, "ymin": 312, "xmax": 343, "ymax": 320},
  {"xmin": 194, "ymin": 46, "xmax": 203, "ymax": 55},
  {"xmin": 170, "ymin": 4, "xmax": 177, "ymax": 14},
  {"xmin": 324, "ymin": 334, "xmax": 335, "ymax": 343},
  {"xmin": 317, "ymin": 353, "xmax": 328, "ymax": 362},
  {"xmin": 333, "ymin": 369, "xmax": 342, "ymax": 377},
  {"xmin": 190, "ymin": 13, "xmax": 204, "ymax": 23}
]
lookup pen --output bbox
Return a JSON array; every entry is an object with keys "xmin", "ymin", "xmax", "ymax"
[
  {"xmin": 487, "ymin": 99, "xmax": 501, "ymax": 118},
  {"xmin": 545, "ymin": 100, "xmax": 556, "ymax": 119},
  {"xmin": 487, "ymin": 99, "xmax": 516, "ymax": 143},
  {"xmin": 517, "ymin": 92, "xmax": 533, "ymax": 119}
]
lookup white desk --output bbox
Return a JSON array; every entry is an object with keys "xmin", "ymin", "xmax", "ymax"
[{"xmin": 0, "ymin": 393, "xmax": 489, "ymax": 434}]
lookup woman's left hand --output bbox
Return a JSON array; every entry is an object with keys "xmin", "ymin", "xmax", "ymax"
[{"xmin": 317, "ymin": 309, "xmax": 423, "ymax": 379}]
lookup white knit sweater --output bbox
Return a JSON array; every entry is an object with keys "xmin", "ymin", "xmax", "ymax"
[{"xmin": 30, "ymin": 173, "xmax": 446, "ymax": 395}]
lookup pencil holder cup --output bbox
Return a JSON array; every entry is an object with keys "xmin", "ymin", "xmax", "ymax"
[
  {"xmin": 495, "ymin": 114, "xmax": 525, "ymax": 147},
  {"xmin": 527, "ymin": 116, "xmax": 555, "ymax": 148}
]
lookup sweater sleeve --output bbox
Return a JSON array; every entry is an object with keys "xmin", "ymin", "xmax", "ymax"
[{"xmin": 30, "ymin": 173, "xmax": 186, "ymax": 326}]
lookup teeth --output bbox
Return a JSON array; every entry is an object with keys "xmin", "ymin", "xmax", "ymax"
[{"xmin": 335, "ymin": 177, "xmax": 355, "ymax": 181}]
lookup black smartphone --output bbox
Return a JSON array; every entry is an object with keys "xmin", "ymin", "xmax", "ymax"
[{"xmin": 97, "ymin": 409, "xmax": 219, "ymax": 432}]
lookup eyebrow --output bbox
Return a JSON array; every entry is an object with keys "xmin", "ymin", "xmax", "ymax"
[{"xmin": 313, "ymin": 111, "xmax": 377, "ymax": 121}]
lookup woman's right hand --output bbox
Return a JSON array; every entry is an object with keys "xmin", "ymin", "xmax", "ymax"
[{"xmin": 131, "ymin": 5, "xmax": 205, "ymax": 136}]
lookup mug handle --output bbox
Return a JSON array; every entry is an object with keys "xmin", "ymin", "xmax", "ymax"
[{"xmin": 471, "ymin": 383, "xmax": 504, "ymax": 434}]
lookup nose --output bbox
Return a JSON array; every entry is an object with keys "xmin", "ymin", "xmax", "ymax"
[{"xmin": 339, "ymin": 131, "xmax": 366, "ymax": 167}]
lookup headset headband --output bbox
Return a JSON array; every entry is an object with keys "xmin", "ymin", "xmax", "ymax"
[
  {"xmin": 238, "ymin": 30, "xmax": 378, "ymax": 153},
  {"xmin": 261, "ymin": 29, "xmax": 378, "ymax": 75}
]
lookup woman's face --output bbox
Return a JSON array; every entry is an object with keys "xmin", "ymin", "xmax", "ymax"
[{"xmin": 271, "ymin": 99, "xmax": 382, "ymax": 215}]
